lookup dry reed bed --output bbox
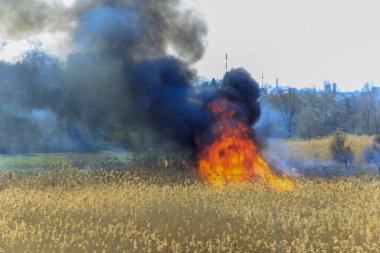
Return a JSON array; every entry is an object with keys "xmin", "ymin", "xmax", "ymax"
[
  {"xmin": 0, "ymin": 167, "xmax": 379, "ymax": 252},
  {"xmin": 275, "ymin": 135, "xmax": 374, "ymax": 165}
]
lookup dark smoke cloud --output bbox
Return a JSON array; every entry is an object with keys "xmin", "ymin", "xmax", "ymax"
[
  {"xmin": 220, "ymin": 68, "xmax": 261, "ymax": 125},
  {"xmin": 0, "ymin": 0, "xmax": 207, "ymax": 63},
  {"xmin": 196, "ymin": 69, "xmax": 261, "ymax": 149},
  {"xmin": 71, "ymin": 0, "xmax": 207, "ymax": 63},
  {"xmin": 0, "ymin": 0, "xmax": 261, "ymax": 155}
]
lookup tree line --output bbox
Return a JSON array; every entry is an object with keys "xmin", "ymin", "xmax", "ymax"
[
  {"xmin": 259, "ymin": 83, "xmax": 380, "ymax": 139},
  {"xmin": 198, "ymin": 78, "xmax": 380, "ymax": 139}
]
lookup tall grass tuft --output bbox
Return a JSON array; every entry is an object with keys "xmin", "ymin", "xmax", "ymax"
[{"xmin": 330, "ymin": 130, "xmax": 354, "ymax": 166}]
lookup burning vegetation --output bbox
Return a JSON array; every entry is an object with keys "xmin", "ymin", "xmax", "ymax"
[
  {"xmin": 0, "ymin": 1, "xmax": 379, "ymax": 252},
  {"xmin": 0, "ymin": 0, "xmax": 296, "ymax": 188},
  {"xmin": 198, "ymin": 99, "xmax": 294, "ymax": 191}
]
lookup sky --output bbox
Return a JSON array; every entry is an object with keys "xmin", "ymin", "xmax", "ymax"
[{"xmin": 1, "ymin": 0, "xmax": 380, "ymax": 91}]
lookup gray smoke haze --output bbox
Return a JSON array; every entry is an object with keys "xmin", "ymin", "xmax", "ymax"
[
  {"xmin": 0, "ymin": 0, "xmax": 261, "ymax": 155},
  {"xmin": 0, "ymin": 0, "xmax": 70, "ymax": 38},
  {"xmin": 0, "ymin": 0, "xmax": 206, "ymax": 63},
  {"xmin": 0, "ymin": 41, "xmax": 6, "ymax": 51}
]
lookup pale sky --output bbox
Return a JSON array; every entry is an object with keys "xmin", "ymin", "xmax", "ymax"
[
  {"xmin": 193, "ymin": 0, "xmax": 380, "ymax": 91},
  {"xmin": 1, "ymin": 0, "xmax": 380, "ymax": 91}
]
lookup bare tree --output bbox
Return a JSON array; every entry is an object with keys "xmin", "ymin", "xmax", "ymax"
[
  {"xmin": 297, "ymin": 107, "xmax": 318, "ymax": 139},
  {"xmin": 316, "ymin": 92, "xmax": 339, "ymax": 135},
  {"xmin": 270, "ymin": 88, "xmax": 301, "ymax": 138},
  {"xmin": 359, "ymin": 83, "xmax": 378, "ymax": 134},
  {"xmin": 20, "ymin": 39, "xmax": 45, "ymax": 63}
]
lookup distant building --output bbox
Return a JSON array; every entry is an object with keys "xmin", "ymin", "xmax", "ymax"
[
  {"xmin": 323, "ymin": 80, "xmax": 337, "ymax": 93},
  {"xmin": 324, "ymin": 81, "xmax": 331, "ymax": 92}
]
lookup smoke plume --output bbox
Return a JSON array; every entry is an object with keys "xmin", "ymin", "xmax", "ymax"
[{"xmin": 0, "ymin": 0, "xmax": 261, "ymax": 154}]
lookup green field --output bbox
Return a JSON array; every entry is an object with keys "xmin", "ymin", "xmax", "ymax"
[
  {"xmin": 0, "ymin": 152, "xmax": 132, "ymax": 172},
  {"xmin": 0, "ymin": 134, "xmax": 375, "ymax": 172}
]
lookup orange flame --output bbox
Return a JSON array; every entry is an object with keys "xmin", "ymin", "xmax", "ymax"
[{"xmin": 198, "ymin": 99, "xmax": 294, "ymax": 191}]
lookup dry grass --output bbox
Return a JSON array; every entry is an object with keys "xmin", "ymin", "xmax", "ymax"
[
  {"xmin": 0, "ymin": 165, "xmax": 379, "ymax": 252},
  {"xmin": 274, "ymin": 135, "xmax": 374, "ymax": 165}
]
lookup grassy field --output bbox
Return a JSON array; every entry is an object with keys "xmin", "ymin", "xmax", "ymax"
[
  {"xmin": 268, "ymin": 135, "xmax": 374, "ymax": 166},
  {"xmin": 0, "ymin": 167, "xmax": 379, "ymax": 252},
  {"xmin": 0, "ymin": 152, "xmax": 132, "ymax": 172},
  {"xmin": 0, "ymin": 136, "xmax": 379, "ymax": 252}
]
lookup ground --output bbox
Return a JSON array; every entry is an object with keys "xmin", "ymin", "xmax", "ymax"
[{"xmin": 0, "ymin": 136, "xmax": 379, "ymax": 252}]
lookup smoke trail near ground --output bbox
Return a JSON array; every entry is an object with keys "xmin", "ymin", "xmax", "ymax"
[{"xmin": 0, "ymin": 0, "xmax": 261, "ymax": 155}]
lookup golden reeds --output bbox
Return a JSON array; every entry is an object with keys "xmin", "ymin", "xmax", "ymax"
[{"xmin": 0, "ymin": 166, "xmax": 379, "ymax": 252}]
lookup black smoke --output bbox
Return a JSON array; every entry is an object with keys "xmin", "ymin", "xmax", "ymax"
[
  {"xmin": 0, "ymin": 0, "xmax": 261, "ymax": 154},
  {"xmin": 196, "ymin": 69, "xmax": 262, "ymax": 150},
  {"xmin": 220, "ymin": 68, "xmax": 261, "ymax": 125}
]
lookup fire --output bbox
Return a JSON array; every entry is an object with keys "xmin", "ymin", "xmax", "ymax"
[{"xmin": 198, "ymin": 99, "xmax": 294, "ymax": 191}]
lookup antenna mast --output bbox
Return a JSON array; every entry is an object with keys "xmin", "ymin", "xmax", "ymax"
[{"xmin": 225, "ymin": 54, "xmax": 228, "ymax": 73}]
